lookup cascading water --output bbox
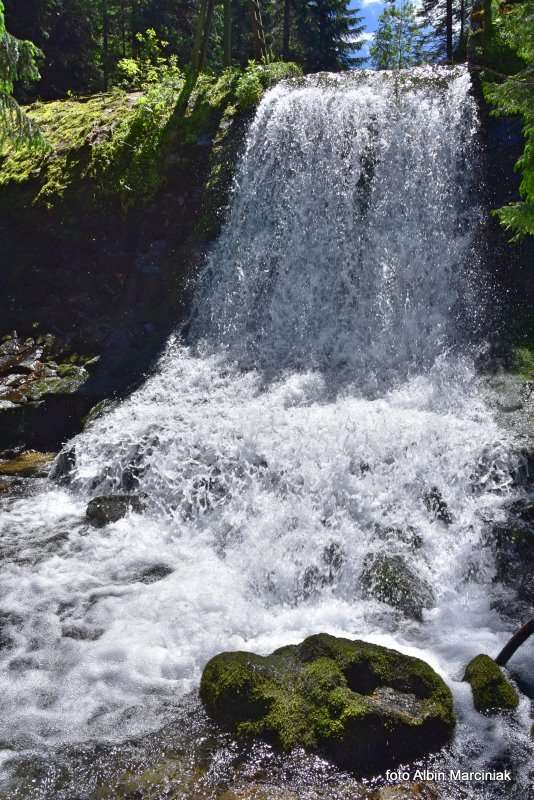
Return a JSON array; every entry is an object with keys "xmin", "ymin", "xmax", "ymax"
[{"xmin": 0, "ymin": 67, "xmax": 532, "ymax": 798}]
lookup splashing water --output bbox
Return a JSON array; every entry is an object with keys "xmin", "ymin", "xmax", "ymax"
[{"xmin": 0, "ymin": 67, "xmax": 532, "ymax": 796}]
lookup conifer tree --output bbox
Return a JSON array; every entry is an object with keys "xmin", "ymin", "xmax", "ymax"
[
  {"xmin": 0, "ymin": 0, "xmax": 41, "ymax": 144},
  {"xmin": 418, "ymin": 0, "xmax": 472, "ymax": 62},
  {"xmin": 370, "ymin": 0, "xmax": 423, "ymax": 70}
]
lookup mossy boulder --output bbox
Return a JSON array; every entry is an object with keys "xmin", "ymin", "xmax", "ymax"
[
  {"xmin": 200, "ymin": 633, "xmax": 455, "ymax": 773},
  {"xmin": 463, "ymin": 654, "xmax": 519, "ymax": 713},
  {"xmin": 360, "ymin": 554, "xmax": 435, "ymax": 621}
]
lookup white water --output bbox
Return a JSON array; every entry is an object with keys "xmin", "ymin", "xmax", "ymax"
[{"xmin": 0, "ymin": 67, "xmax": 532, "ymax": 792}]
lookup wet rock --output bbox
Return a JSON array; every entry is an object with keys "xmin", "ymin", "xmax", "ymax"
[
  {"xmin": 301, "ymin": 542, "xmax": 345, "ymax": 598},
  {"xmin": 95, "ymin": 755, "xmax": 208, "ymax": 800},
  {"xmin": 423, "ymin": 487, "xmax": 452, "ymax": 524},
  {"xmin": 369, "ymin": 786, "xmax": 439, "ymax": 800},
  {"xmin": 463, "ymin": 654, "xmax": 519, "ymax": 713},
  {"xmin": 374, "ymin": 524, "xmax": 423, "ymax": 550},
  {"xmin": 61, "ymin": 624, "xmax": 104, "ymax": 641},
  {"xmin": 0, "ymin": 451, "xmax": 55, "ymax": 478},
  {"xmin": 491, "ymin": 514, "xmax": 534, "ymax": 610},
  {"xmin": 82, "ymin": 398, "xmax": 117, "ymax": 430},
  {"xmin": 49, "ymin": 446, "xmax": 76, "ymax": 485},
  {"xmin": 138, "ymin": 564, "xmax": 174, "ymax": 584},
  {"xmin": 200, "ymin": 633, "xmax": 455, "ymax": 773},
  {"xmin": 86, "ymin": 495, "xmax": 145, "ymax": 528},
  {"xmin": 360, "ymin": 553, "xmax": 434, "ymax": 621}
]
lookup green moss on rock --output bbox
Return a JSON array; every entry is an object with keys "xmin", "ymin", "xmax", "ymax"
[
  {"xmin": 0, "ymin": 63, "xmax": 301, "ymax": 213},
  {"xmin": 463, "ymin": 654, "xmax": 519, "ymax": 713},
  {"xmin": 200, "ymin": 633, "xmax": 455, "ymax": 773}
]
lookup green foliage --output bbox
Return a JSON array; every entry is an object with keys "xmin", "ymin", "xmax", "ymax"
[
  {"xmin": 512, "ymin": 342, "xmax": 534, "ymax": 380},
  {"xmin": 0, "ymin": 0, "xmax": 42, "ymax": 144},
  {"xmin": 482, "ymin": 1, "xmax": 534, "ymax": 239},
  {"xmin": 4, "ymin": 0, "xmax": 366, "ymax": 100},
  {"xmin": 234, "ymin": 59, "xmax": 301, "ymax": 110},
  {"xmin": 116, "ymin": 28, "xmax": 182, "ymax": 91},
  {"xmin": 370, "ymin": 0, "xmax": 424, "ymax": 70}
]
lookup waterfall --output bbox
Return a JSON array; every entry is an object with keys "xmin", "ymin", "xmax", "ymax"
[
  {"xmin": 0, "ymin": 66, "xmax": 532, "ymax": 795},
  {"xmin": 190, "ymin": 68, "xmax": 481, "ymax": 387}
]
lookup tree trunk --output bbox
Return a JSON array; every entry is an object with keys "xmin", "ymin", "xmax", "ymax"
[
  {"xmin": 283, "ymin": 0, "xmax": 290, "ymax": 60},
  {"xmin": 224, "ymin": 0, "xmax": 232, "ymax": 66},
  {"xmin": 496, "ymin": 618, "xmax": 534, "ymax": 667},
  {"xmin": 446, "ymin": 0, "xmax": 453, "ymax": 63},
  {"xmin": 482, "ymin": 0, "xmax": 494, "ymax": 47},
  {"xmin": 101, "ymin": 0, "xmax": 109, "ymax": 90}
]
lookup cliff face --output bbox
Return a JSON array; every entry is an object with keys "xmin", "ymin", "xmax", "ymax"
[{"xmin": 0, "ymin": 63, "xmax": 301, "ymax": 450}]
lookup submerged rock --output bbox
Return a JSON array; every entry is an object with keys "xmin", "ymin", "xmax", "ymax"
[
  {"xmin": 200, "ymin": 633, "xmax": 455, "ymax": 773},
  {"xmin": 0, "ymin": 451, "xmax": 55, "ymax": 478},
  {"xmin": 423, "ymin": 487, "xmax": 453, "ymax": 524},
  {"xmin": 86, "ymin": 494, "xmax": 145, "ymax": 527},
  {"xmin": 463, "ymin": 654, "xmax": 519, "ymax": 713},
  {"xmin": 360, "ymin": 553, "xmax": 434, "ymax": 621}
]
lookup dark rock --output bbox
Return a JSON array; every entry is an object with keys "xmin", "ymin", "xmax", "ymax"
[
  {"xmin": 360, "ymin": 553, "xmax": 434, "ymax": 621},
  {"xmin": 463, "ymin": 654, "xmax": 519, "ymax": 713},
  {"xmin": 138, "ymin": 564, "xmax": 173, "ymax": 584},
  {"xmin": 86, "ymin": 495, "xmax": 145, "ymax": 528},
  {"xmin": 200, "ymin": 633, "xmax": 455, "ymax": 773},
  {"xmin": 301, "ymin": 542, "xmax": 345, "ymax": 598},
  {"xmin": 492, "ymin": 519, "xmax": 534, "ymax": 611},
  {"xmin": 423, "ymin": 487, "xmax": 453, "ymax": 524},
  {"xmin": 49, "ymin": 446, "xmax": 77, "ymax": 486}
]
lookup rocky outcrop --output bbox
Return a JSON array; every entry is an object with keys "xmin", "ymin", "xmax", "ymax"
[
  {"xmin": 463, "ymin": 654, "xmax": 519, "ymax": 712},
  {"xmin": 200, "ymin": 633, "xmax": 455, "ymax": 773},
  {"xmin": 0, "ymin": 333, "xmax": 99, "ymax": 449}
]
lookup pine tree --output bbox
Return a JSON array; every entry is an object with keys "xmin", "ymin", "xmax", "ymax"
[
  {"xmin": 0, "ymin": 0, "xmax": 41, "ymax": 144},
  {"xmin": 418, "ymin": 0, "xmax": 473, "ymax": 62},
  {"xmin": 483, "ymin": 0, "xmax": 534, "ymax": 238},
  {"xmin": 295, "ymin": 0, "xmax": 366, "ymax": 71},
  {"xmin": 370, "ymin": 0, "xmax": 423, "ymax": 70}
]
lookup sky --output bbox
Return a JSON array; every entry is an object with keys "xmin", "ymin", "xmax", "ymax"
[{"xmin": 352, "ymin": 0, "xmax": 384, "ymax": 62}]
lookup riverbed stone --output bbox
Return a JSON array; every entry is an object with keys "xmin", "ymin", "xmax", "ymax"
[
  {"xmin": 200, "ymin": 633, "xmax": 455, "ymax": 773},
  {"xmin": 86, "ymin": 494, "xmax": 145, "ymax": 527},
  {"xmin": 463, "ymin": 654, "xmax": 519, "ymax": 713},
  {"xmin": 360, "ymin": 553, "xmax": 435, "ymax": 621},
  {"xmin": 0, "ymin": 451, "xmax": 55, "ymax": 477}
]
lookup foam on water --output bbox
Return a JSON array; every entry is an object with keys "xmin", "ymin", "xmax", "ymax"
[{"xmin": 0, "ymin": 66, "xmax": 532, "ymax": 793}]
